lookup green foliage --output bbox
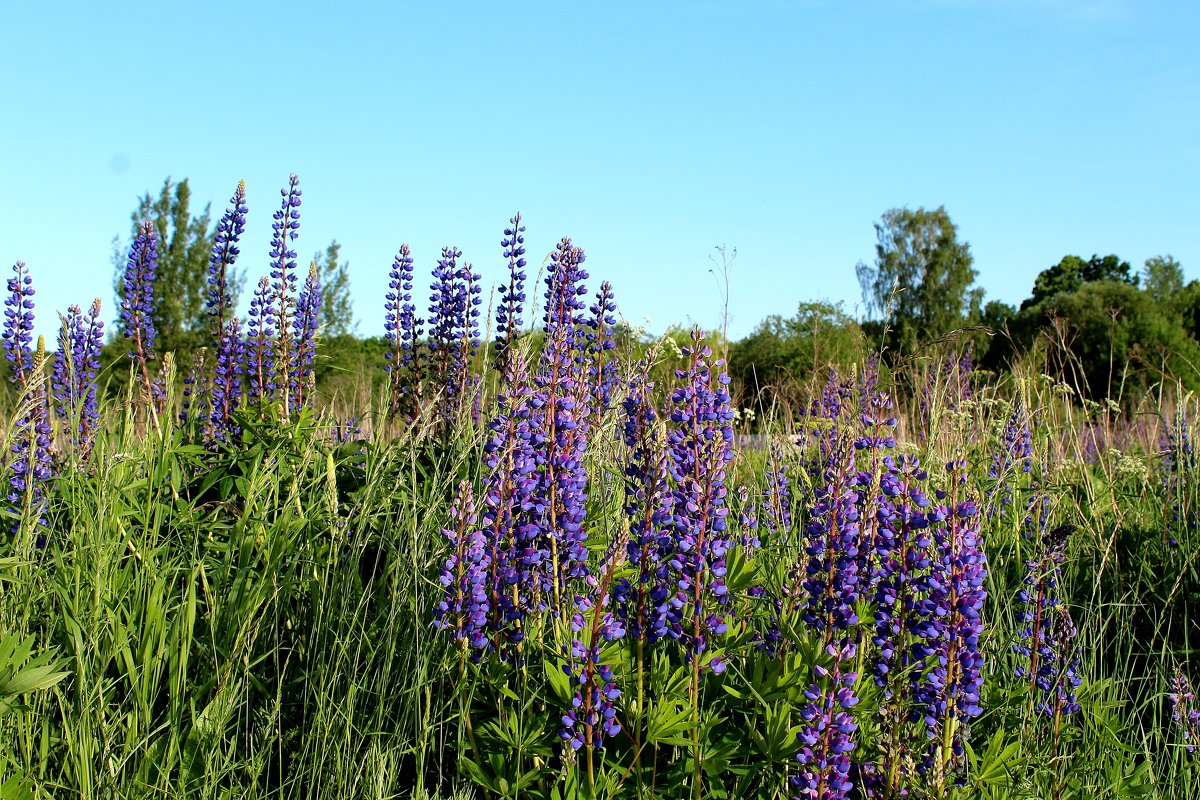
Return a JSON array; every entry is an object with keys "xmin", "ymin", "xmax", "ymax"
[
  {"xmin": 1016, "ymin": 280, "xmax": 1200, "ymax": 398},
  {"xmin": 312, "ymin": 240, "xmax": 356, "ymax": 337},
  {"xmin": 855, "ymin": 206, "xmax": 982, "ymax": 353},
  {"xmin": 1023, "ymin": 254, "xmax": 1138, "ymax": 311},
  {"xmin": 729, "ymin": 300, "xmax": 862, "ymax": 412},
  {"xmin": 1143, "ymin": 255, "xmax": 1184, "ymax": 307}
]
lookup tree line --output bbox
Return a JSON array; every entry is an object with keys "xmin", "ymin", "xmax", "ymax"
[{"xmin": 104, "ymin": 178, "xmax": 1196, "ymax": 408}]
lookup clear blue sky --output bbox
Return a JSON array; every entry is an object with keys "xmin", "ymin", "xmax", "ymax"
[{"xmin": 2, "ymin": 0, "xmax": 1197, "ymax": 341}]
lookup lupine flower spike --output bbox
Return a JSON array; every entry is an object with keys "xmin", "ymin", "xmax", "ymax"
[
  {"xmin": 209, "ymin": 180, "xmax": 248, "ymax": 342},
  {"xmin": 494, "ymin": 213, "xmax": 527, "ymax": 376},
  {"xmin": 384, "ymin": 244, "xmax": 423, "ymax": 417},
  {"xmin": 52, "ymin": 299, "xmax": 104, "ymax": 461},
  {"xmin": 7, "ymin": 337, "xmax": 54, "ymax": 543},
  {"xmin": 121, "ymin": 221, "xmax": 160, "ymax": 408},
  {"xmin": 268, "ymin": 173, "xmax": 302, "ymax": 414},
  {"xmin": 3, "ymin": 261, "xmax": 36, "ymax": 387},
  {"xmin": 291, "ymin": 261, "xmax": 322, "ymax": 410}
]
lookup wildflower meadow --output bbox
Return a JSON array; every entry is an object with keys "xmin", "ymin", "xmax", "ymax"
[{"xmin": 2, "ymin": 175, "xmax": 1199, "ymax": 800}]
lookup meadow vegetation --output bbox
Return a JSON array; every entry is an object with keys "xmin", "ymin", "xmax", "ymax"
[{"xmin": 1, "ymin": 176, "xmax": 1199, "ymax": 799}]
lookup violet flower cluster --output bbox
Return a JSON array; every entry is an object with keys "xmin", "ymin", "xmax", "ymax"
[
  {"xmin": 384, "ymin": 244, "xmax": 423, "ymax": 417},
  {"xmin": 7, "ymin": 339, "xmax": 54, "ymax": 541},
  {"xmin": 1171, "ymin": 670, "xmax": 1200, "ymax": 753},
  {"xmin": 291, "ymin": 262, "xmax": 322, "ymax": 410},
  {"xmin": 793, "ymin": 641, "xmax": 860, "ymax": 800},
  {"xmin": 426, "ymin": 246, "xmax": 482, "ymax": 424},
  {"xmin": 987, "ymin": 401, "xmax": 1033, "ymax": 517},
  {"xmin": 268, "ymin": 174, "xmax": 302, "ymax": 410},
  {"xmin": 208, "ymin": 180, "xmax": 247, "ymax": 339},
  {"xmin": 919, "ymin": 462, "xmax": 987, "ymax": 774},
  {"xmin": 1014, "ymin": 522, "xmax": 1081, "ymax": 718},
  {"xmin": 660, "ymin": 332, "xmax": 736, "ymax": 669},
  {"xmin": 494, "ymin": 213, "xmax": 527, "ymax": 375},
  {"xmin": 3, "ymin": 261, "xmax": 36, "ymax": 386},
  {"xmin": 52, "ymin": 299, "xmax": 104, "ymax": 460},
  {"xmin": 120, "ymin": 221, "xmax": 160, "ymax": 398}
]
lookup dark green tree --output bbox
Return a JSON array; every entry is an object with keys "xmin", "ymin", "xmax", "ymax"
[
  {"xmin": 313, "ymin": 240, "xmax": 356, "ymax": 337},
  {"xmin": 855, "ymin": 206, "xmax": 981, "ymax": 353},
  {"xmin": 1016, "ymin": 280, "xmax": 1200, "ymax": 398},
  {"xmin": 730, "ymin": 300, "xmax": 862, "ymax": 411},
  {"xmin": 112, "ymin": 178, "xmax": 244, "ymax": 353},
  {"xmin": 1022, "ymin": 254, "xmax": 1137, "ymax": 310}
]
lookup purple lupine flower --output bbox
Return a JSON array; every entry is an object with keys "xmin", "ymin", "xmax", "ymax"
[
  {"xmin": 918, "ymin": 461, "xmax": 987, "ymax": 784},
  {"xmin": 1171, "ymin": 670, "xmax": 1200, "ymax": 753},
  {"xmin": 476, "ymin": 353, "xmax": 544, "ymax": 657},
  {"xmin": 121, "ymin": 221, "xmax": 159, "ymax": 400},
  {"xmin": 585, "ymin": 281, "xmax": 619, "ymax": 415},
  {"xmin": 540, "ymin": 238, "xmax": 590, "ymax": 377},
  {"xmin": 291, "ymin": 261, "xmax": 321, "ymax": 410},
  {"xmin": 737, "ymin": 483, "xmax": 762, "ymax": 551},
  {"xmin": 3, "ymin": 261, "xmax": 36, "ymax": 386},
  {"xmin": 532, "ymin": 240, "xmax": 593, "ymax": 608},
  {"xmin": 330, "ymin": 415, "xmax": 363, "ymax": 445},
  {"xmin": 427, "ymin": 246, "xmax": 480, "ymax": 422},
  {"xmin": 560, "ymin": 650, "xmax": 622, "ymax": 751},
  {"xmin": 796, "ymin": 433, "xmax": 862, "ymax": 643},
  {"xmin": 658, "ymin": 331, "xmax": 735, "ymax": 668},
  {"xmin": 763, "ymin": 438, "xmax": 794, "ymax": 540},
  {"xmin": 1161, "ymin": 408, "xmax": 1198, "ymax": 544},
  {"xmin": 494, "ymin": 213, "xmax": 527, "ymax": 375},
  {"xmin": 384, "ymin": 244, "xmax": 424, "ymax": 417},
  {"xmin": 871, "ymin": 454, "xmax": 933, "ymax": 795},
  {"xmin": 268, "ymin": 174, "xmax": 302, "ymax": 411},
  {"xmin": 618, "ymin": 358, "xmax": 676, "ymax": 642},
  {"xmin": 1014, "ymin": 522, "xmax": 1080, "ymax": 718},
  {"xmin": 7, "ymin": 338, "xmax": 54, "ymax": 542},
  {"xmin": 52, "ymin": 299, "xmax": 103, "ymax": 460},
  {"xmin": 179, "ymin": 349, "xmax": 209, "ymax": 429},
  {"xmin": 210, "ymin": 317, "xmax": 244, "ymax": 442},
  {"xmin": 246, "ymin": 276, "xmax": 276, "ymax": 405},
  {"xmin": 853, "ymin": 391, "xmax": 898, "ymax": 595},
  {"xmin": 793, "ymin": 641, "xmax": 860, "ymax": 800},
  {"xmin": 562, "ymin": 530, "xmax": 628, "ymax": 753},
  {"xmin": 988, "ymin": 401, "xmax": 1033, "ymax": 517},
  {"xmin": 857, "ymin": 355, "xmax": 880, "ymax": 415},
  {"xmin": 810, "ymin": 368, "xmax": 854, "ymax": 421},
  {"xmin": 1022, "ymin": 488, "xmax": 1053, "ymax": 541},
  {"xmin": 433, "ymin": 481, "xmax": 491, "ymax": 650},
  {"xmin": 208, "ymin": 180, "xmax": 248, "ymax": 341}
]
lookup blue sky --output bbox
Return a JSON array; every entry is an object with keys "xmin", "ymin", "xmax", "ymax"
[{"xmin": 2, "ymin": 0, "xmax": 1197, "ymax": 341}]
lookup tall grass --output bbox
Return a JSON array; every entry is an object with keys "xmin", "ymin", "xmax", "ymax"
[{"xmin": 0, "ymin": 328, "xmax": 1198, "ymax": 798}]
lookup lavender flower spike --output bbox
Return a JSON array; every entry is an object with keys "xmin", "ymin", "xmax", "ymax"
[
  {"xmin": 246, "ymin": 276, "xmax": 276, "ymax": 405},
  {"xmin": 384, "ymin": 244, "xmax": 423, "ymax": 417},
  {"xmin": 208, "ymin": 179, "xmax": 248, "ymax": 341},
  {"xmin": 7, "ymin": 337, "xmax": 54, "ymax": 543},
  {"xmin": 269, "ymin": 173, "xmax": 302, "ymax": 413},
  {"xmin": 52, "ymin": 299, "xmax": 104, "ymax": 460},
  {"xmin": 494, "ymin": 213, "xmax": 527, "ymax": 375},
  {"xmin": 793, "ymin": 641, "xmax": 860, "ymax": 800},
  {"xmin": 121, "ymin": 221, "xmax": 160, "ymax": 401},
  {"xmin": 291, "ymin": 261, "xmax": 322, "ymax": 410},
  {"xmin": 3, "ymin": 261, "xmax": 36, "ymax": 386}
]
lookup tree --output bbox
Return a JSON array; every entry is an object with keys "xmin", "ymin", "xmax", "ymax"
[
  {"xmin": 112, "ymin": 177, "xmax": 244, "ymax": 353},
  {"xmin": 1022, "ymin": 254, "xmax": 1137, "ymax": 310},
  {"xmin": 313, "ymin": 240, "xmax": 356, "ymax": 337},
  {"xmin": 730, "ymin": 300, "xmax": 862, "ymax": 411},
  {"xmin": 1143, "ymin": 255, "xmax": 1183, "ymax": 306},
  {"xmin": 856, "ymin": 206, "xmax": 981, "ymax": 354},
  {"xmin": 1016, "ymin": 281, "xmax": 1200, "ymax": 398}
]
